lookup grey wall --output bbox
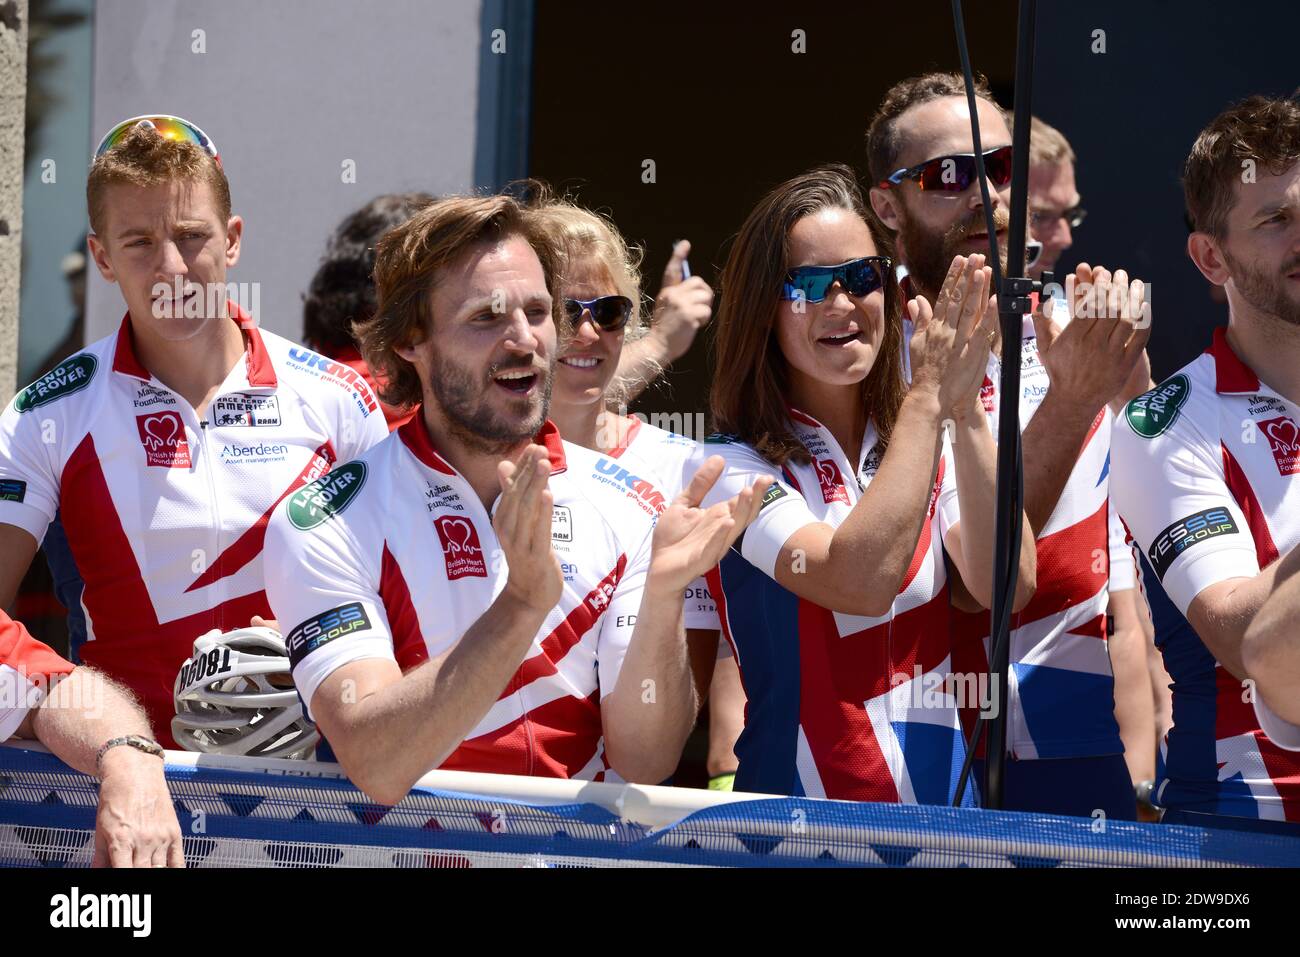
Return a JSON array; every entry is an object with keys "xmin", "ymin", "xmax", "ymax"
[
  {"xmin": 1, "ymin": 0, "xmax": 29, "ymax": 403},
  {"xmin": 86, "ymin": 0, "xmax": 494, "ymax": 344},
  {"xmin": 17, "ymin": 0, "xmax": 93, "ymax": 387}
]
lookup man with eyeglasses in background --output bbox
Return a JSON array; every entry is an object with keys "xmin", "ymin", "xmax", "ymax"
[
  {"xmin": 1024, "ymin": 116, "xmax": 1086, "ymax": 281},
  {"xmin": 1021, "ymin": 115, "xmax": 1169, "ymax": 819},
  {"xmin": 866, "ymin": 73, "xmax": 1152, "ymax": 819}
]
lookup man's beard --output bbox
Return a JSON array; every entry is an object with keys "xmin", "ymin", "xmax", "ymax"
[
  {"xmin": 428, "ymin": 351, "xmax": 553, "ymax": 455},
  {"xmin": 899, "ymin": 206, "xmax": 1010, "ymax": 302},
  {"xmin": 1223, "ymin": 247, "xmax": 1300, "ymax": 328}
]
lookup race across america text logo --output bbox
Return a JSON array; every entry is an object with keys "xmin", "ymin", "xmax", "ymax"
[
  {"xmin": 434, "ymin": 516, "xmax": 488, "ymax": 579},
  {"xmin": 135, "ymin": 411, "xmax": 191, "ymax": 468}
]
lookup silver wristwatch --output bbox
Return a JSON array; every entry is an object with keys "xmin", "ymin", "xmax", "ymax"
[{"xmin": 96, "ymin": 734, "xmax": 165, "ymax": 769}]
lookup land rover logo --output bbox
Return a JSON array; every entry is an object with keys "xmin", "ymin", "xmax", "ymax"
[
  {"xmin": 1125, "ymin": 375, "xmax": 1189, "ymax": 438},
  {"xmin": 15, "ymin": 355, "xmax": 97, "ymax": 413},
  {"xmin": 287, "ymin": 462, "xmax": 367, "ymax": 529}
]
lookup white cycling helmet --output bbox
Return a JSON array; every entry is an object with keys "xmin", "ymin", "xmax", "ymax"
[{"xmin": 172, "ymin": 626, "xmax": 320, "ymax": 760}]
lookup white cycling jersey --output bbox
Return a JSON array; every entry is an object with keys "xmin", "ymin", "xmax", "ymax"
[
  {"xmin": 591, "ymin": 416, "xmax": 720, "ymax": 638},
  {"xmin": 1112, "ymin": 328, "xmax": 1300, "ymax": 819},
  {"xmin": 262, "ymin": 416, "xmax": 662, "ymax": 780},
  {"xmin": 0, "ymin": 305, "xmax": 386, "ymax": 744}
]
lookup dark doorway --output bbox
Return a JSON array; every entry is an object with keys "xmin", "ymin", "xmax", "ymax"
[{"xmin": 529, "ymin": 2, "xmax": 1019, "ymax": 424}]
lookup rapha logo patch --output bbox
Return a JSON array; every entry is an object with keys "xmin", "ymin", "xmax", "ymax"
[
  {"xmin": 136, "ymin": 411, "xmax": 190, "ymax": 468},
  {"xmin": 433, "ymin": 516, "xmax": 488, "ymax": 580},
  {"xmin": 1258, "ymin": 416, "xmax": 1300, "ymax": 475},
  {"xmin": 815, "ymin": 458, "xmax": 849, "ymax": 504},
  {"xmin": 979, "ymin": 375, "xmax": 996, "ymax": 412}
]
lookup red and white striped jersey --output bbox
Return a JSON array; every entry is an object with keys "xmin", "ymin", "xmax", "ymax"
[
  {"xmin": 951, "ymin": 317, "xmax": 1123, "ymax": 761},
  {"xmin": 262, "ymin": 415, "xmax": 658, "ymax": 780},
  {"xmin": 0, "ymin": 610, "xmax": 75, "ymax": 741},
  {"xmin": 1113, "ymin": 327, "xmax": 1300, "ymax": 820},
  {"xmin": 0, "ymin": 305, "xmax": 387, "ymax": 746}
]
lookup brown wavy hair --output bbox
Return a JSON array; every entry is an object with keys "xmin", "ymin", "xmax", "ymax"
[
  {"xmin": 710, "ymin": 164, "xmax": 904, "ymax": 467},
  {"xmin": 360, "ymin": 194, "xmax": 565, "ymax": 411},
  {"xmin": 1184, "ymin": 94, "xmax": 1300, "ymax": 239}
]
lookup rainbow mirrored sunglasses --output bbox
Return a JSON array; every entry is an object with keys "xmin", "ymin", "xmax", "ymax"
[{"xmin": 93, "ymin": 115, "xmax": 221, "ymax": 168}]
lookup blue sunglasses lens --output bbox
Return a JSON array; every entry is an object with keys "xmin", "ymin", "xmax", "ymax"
[{"xmin": 783, "ymin": 259, "xmax": 886, "ymax": 303}]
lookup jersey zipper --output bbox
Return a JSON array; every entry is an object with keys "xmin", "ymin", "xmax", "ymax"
[{"xmin": 197, "ymin": 415, "xmax": 225, "ymax": 628}]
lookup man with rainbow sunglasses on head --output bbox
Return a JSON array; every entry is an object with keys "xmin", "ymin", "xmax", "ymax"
[{"xmin": 0, "ymin": 115, "xmax": 386, "ymax": 748}]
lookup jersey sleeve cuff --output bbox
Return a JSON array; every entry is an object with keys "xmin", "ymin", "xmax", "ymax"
[
  {"xmin": 0, "ymin": 706, "xmax": 26, "ymax": 743},
  {"xmin": 0, "ymin": 502, "xmax": 53, "ymax": 546},
  {"xmin": 1254, "ymin": 694, "xmax": 1300, "ymax": 752},
  {"xmin": 740, "ymin": 498, "xmax": 814, "ymax": 579},
  {"xmin": 1160, "ymin": 546, "xmax": 1260, "ymax": 616},
  {"xmin": 1109, "ymin": 552, "xmax": 1136, "ymax": 592},
  {"xmin": 293, "ymin": 640, "xmax": 397, "ymax": 723}
]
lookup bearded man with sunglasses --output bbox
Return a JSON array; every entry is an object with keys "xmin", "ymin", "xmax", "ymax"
[
  {"xmin": 867, "ymin": 73, "xmax": 1152, "ymax": 819},
  {"xmin": 0, "ymin": 116, "xmax": 388, "ymax": 746}
]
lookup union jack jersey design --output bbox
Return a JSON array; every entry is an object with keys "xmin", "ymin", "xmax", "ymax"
[
  {"xmin": 262, "ymin": 416, "xmax": 658, "ymax": 780},
  {"xmin": 1113, "ymin": 328, "xmax": 1300, "ymax": 821},
  {"xmin": 0, "ymin": 305, "xmax": 386, "ymax": 746},
  {"xmin": 951, "ymin": 318, "xmax": 1123, "ymax": 760},
  {"xmin": 0, "ymin": 610, "xmax": 75, "ymax": 741},
  {"xmin": 700, "ymin": 410, "xmax": 972, "ymax": 804}
]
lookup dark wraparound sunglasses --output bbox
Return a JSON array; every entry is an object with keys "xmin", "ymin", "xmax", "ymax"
[
  {"xmin": 564, "ymin": 295, "xmax": 634, "ymax": 332},
  {"xmin": 879, "ymin": 145, "xmax": 1013, "ymax": 193},
  {"xmin": 780, "ymin": 256, "xmax": 891, "ymax": 304}
]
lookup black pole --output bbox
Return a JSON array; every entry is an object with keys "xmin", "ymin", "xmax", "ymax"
[{"xmin": 949, "ymin": 0, "xmax": 1035, "ymax": 809}]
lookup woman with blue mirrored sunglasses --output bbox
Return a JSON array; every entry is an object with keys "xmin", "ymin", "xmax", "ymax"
[
  {"xmin": 697, "ymin": 164, "xmax": 1037, "ymax": 805},
  {"xmin": 780, "ymin": 256, "xmax": 891, "ymax": 304}
]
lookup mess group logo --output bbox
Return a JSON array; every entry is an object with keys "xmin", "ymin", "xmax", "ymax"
[
  {"xmin": 286, "ymin": 602, "xmax": 372, "ymax": 667},
  {"xmin": 1148, "ymin": 506, "xmax": 1239, "ymax": 578}
]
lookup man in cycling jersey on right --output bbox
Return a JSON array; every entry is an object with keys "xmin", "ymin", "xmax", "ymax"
[{"xmin": 1113, "ymin": 94, "xmax": 1300, "ymax": 829}]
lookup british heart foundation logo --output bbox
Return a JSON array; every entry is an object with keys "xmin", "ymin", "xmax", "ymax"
[
  {"xmin": 136, "ymin": 411, "xmax": 191, "ymax": 468},
  {"xmin": 1258, "ymin": 416, "xmax": 1300, "ymax": 475},
  {"xmin": 816, "ymin": 458, "xmax": 849, "ymax": 505},
  {"xmin": 433, "ymin": 516, "xmax": 488, "ymax": 580}
]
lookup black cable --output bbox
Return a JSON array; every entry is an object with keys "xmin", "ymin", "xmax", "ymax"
[{"xmin": 949, "ymin": 0, "xmax": 1034, "ymax": 809}]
